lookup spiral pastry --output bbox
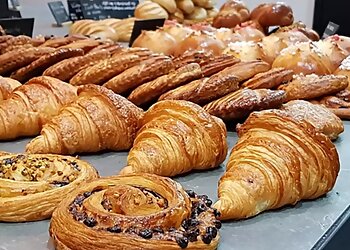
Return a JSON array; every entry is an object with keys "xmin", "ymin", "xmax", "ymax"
[
  {"xmin": 50, "ymin": 174, "xmax": 221, "ymax": 250},
  {"xmin": 0, "ymin": 153, "xmax": 98, "ymax": 222}
]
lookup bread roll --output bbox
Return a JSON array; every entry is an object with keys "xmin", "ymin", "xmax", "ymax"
[{"xmin": 135, "ymin": 1, "xmax": 169, "ymax": 19}]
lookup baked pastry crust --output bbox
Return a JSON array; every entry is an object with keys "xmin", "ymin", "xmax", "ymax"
[
  {"xmin": 103, "ymin": 56, "xmax": 174, "ymax": 94},
  {"xmin": 128, "ymin": 63, "xmax": 203, "ymax": 106},
  {"xmin": 0, "ymin": 77, "xmax": 21, "ymax": 100},
  {"xmin": 203, "ymin": 89, "xmax": 286, "ymax": 121},
  {"xmin": 50, "ymin": 174, "xmax": 221, "ymax": 250},
  {"xmin": 278, "ymin": 74, "xmax": 348, "ymax": 101},
  {"xmin": 26, "ymin": 85, "xmax": 143, "ymax": 155},
  {"xmin": 0, "ymin": 76, "xmax": 77, "ymax": 140},
  {"xmin": 213, "ymin": 110, "xmax": 340, "ymax": 220},
  {"xmin": 43, "ymin": 50, "xmax": 110, "ymax": 81},
  {"xmin": 0, "ymin": 35, "xmax": 34, "ymax": 54},
  {"xmin": 121, "ymin": 100, "xmax": 227, "ymax": 177},
  {"xmin": 0, "ymin": 46, "xmax": 55, "ymax": 75},
  {"xmin": 70, "ymin": 53, "xmax": 150, "ymax": 86},
  {"xmin": 281, "ymin": 100, "xmax": 344, "ymax": 140},
  {"xmin": 39, "ymin": 35, "xmax": 88, "ymax": 48},
  {"xmin": 11, "ymin": 48, "xmax": 85, "ymax": 82},
  {"xmin": 159, "ymin": 60, "xmax": 270, "ymax": 105},
  {"xmin": 200, "ymin": 55, "xmax": 240, "ymax": 77},
  {"xmin": 0, "ymin": 152, "xmax": 98, "ymax": 222},
  {"xmin": 241, "ymin": 67, "xmax": 294, "ymax": 89}
]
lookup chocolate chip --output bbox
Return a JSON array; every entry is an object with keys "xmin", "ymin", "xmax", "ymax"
[
  {"xmin": 198, "ymin": 195, "xmax": 208, "ymax": 201},
  {"xmin": 188, "ymin": 219, "xmax": 199, "ymax": 227},
  {"xmin": 206, "ymin": 227, "xmax": 217, "ymax": 238},
  {"xmin": 107, "ymin": 225, "xmax": 122, "ymax": 233},
  {"xmin": 213, "ymin": 208, "xmax": 221, "ymax": 218},
  {"xmin": 4, "ymin": 158, "xmax": 13, "ymax": 165},
  {"xmin": 83, "ymin": 192, "xmax": 92, "ymax": 198},
  {"xmin": 176, "ymin": 236, "xmax": 189, "ymax": 249},
  {"xmin": 139, "ymin": 229, "xmax": 153, "ymax": 239},
  {"xmin": 214, "ymin": 220, "xmax": 222, "ymax": 229},
  {"xmin": 152, "ymin": 227, "xmax": 164, "ymax": 234},
  {"xmin": 196, "ymin": 202, "xmax": 207, "ymax": 214},
  {"xmin": 181, "ymin": 219, "xmax": 189, "ymax": 230},
  {"xmin": 83, "ymin": 217, "xmax": 97, "ymax": 227},
  {"xmin": 51, "ymin": 180, "xmax": 70, "ymax": 187},
  {"xmin": 202, "ymin": 234, "xmax": 213, "ymax": 244},
  {"xmin": 73, "ymin": 195, "xmax": 85, "ymax": 206},
  {"xmin": 70, "ymin": 162, "xmax": 80, "ymax": 171},
  {"xmin": 205, "ymin": 199, "xmax": 213, "ymax": 207},
  {"xmin": 186, "ymin": 228, "xmax": 199, "ymax": 242},
  {"xmin": 185, "ymin": 190, "xmax": 196, "ymax": 198}
]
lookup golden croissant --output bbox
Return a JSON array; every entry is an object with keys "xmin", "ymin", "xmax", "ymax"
[
  {"xmin": 213, "ymin": 110, "xmax": 340, "ymax": 220},
  {"xmin": 26, "ymin": 85, "xmax": 144, "ymax": 155},
  {"xmin": 120, "ymin": 100, "xmax": 228, "ymax": 177},
  {"xmin": 0, "ymin": 76, "xmax": 21, "ymax": 100},
  {"xmin": 0, "ymin": 152, "xmax": 98, "ymax": 222},
  {"xmin": 0, "ymin": 76, "xmax": 77, "ymax": 140},
  {"xmin": 50, "ymin": 174, "xmax": 221, "ymax": 250}
]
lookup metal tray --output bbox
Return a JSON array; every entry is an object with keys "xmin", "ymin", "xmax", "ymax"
[{"xmin": 0, "ymin": 122, "xmax": 349, "ymax": 250}]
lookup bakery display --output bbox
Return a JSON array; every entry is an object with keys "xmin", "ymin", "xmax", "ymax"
[
  {"xmin": 203, "ymin": 89, "xmax": 286, "ymax": 121},
  {"xmin": 0, "ymin": 76, "xmax": 77, "ymax": 140},
  {"xmin": 0, "ymin": 152, "xmax": 98, "ymax": 222},
  {"xmin": 121, "ymin": 100, "xmax": 227, "ymax": 177},
  {"xmin": 50, "ymin": 174, "xmax": 221, "ymax": 249},
  {"xmin": 214, "ymin": 110, "xmax": 340, "ymax": 220},
  {"xmin": 26, "ymin": 85, "xmax": 143, "ymax": 155}
]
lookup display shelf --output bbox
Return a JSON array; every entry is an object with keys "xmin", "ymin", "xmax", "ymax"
[{"xmin": 0, "ymin": 122, "xmax": 349, "ymax": 250}]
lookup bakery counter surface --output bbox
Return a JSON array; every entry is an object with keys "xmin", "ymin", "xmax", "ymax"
[{"xmin": 0, "ymin": 121, "xmax": 349, "ymax": 250}]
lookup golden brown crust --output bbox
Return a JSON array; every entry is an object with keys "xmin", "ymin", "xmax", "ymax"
[
  {"xmin": 103, "ymin": 56, "xmax": 174, "ymax": 94},
  {"xmin": 58, "ymin": 39, "xmax": 102, "ymax": 53},
  {"xmin": 214, "ymin": 110, "xmax": 339, "ymax": 220},
  {"xmin": 0, "ymin": 153, "xmax": 98, "ymax": 222},
  {"xmin": 0, "ymin": 77, "xmax": 21, "ymax": 100},
  {"xmin": 50, "ymin": 174, "xmax": 220, "ymax": 250},
  {"xmin": 0, "ymin": 76, "xmax": 77, "ymax": 140},
  {"xmin": 278, "ymin": 74, "xmax": 348, "ymax": 101},
  {"xmin": 43, "ymin": 50, "xmax": 110, "ymax": 81},
  {"xmin": 0, "ymin": 46, "xmax": 55, "ymax": 75},
  {"xmin": 40, "ymin": 35, "xmax": 88, "ymax": 48},
  {"xmin": 26, "ymin": 85, "xmax": 144, "ymax": 155},
  {"xmin": 212, "ymin": 0, "xmax": 250, "ymax": 29},
  {"xmin": 69, "ymin": 53, "xmax": 149, "ymax": 86},
  {"xmin": 0, "ymin": 35, "xmax": 33, "ymax": 54},
  {"xmin": 172, "ymin": 50, "xmax": 213, "ymax": 69},
  {"xmin": 200, "ymin": 55, "xmax": 241, "ymax": 77},
  {"xmin": 203, "ymin": 89, "xmax": 286, "ymax": 121},
  {"xmin": 128, "ymin": 63, "xmax": 203, "ymax": 106},
  {"xmin": 121, "ymin": 100, "xmax": 227, "ymax": 177},
  {"xmin": 159, "ymin": 61, "xmax": 270, "ymax": 105},
  {"xmin": 281, "ymin": 100, "xmax": 344, "ymax": 140},
  {"xmin": 241, "ymin": 67, "xmax": 294, "ymax": 89},
  {"xmin": 11, "ymin": 48, "xmax": 85, "ymax": 82}
]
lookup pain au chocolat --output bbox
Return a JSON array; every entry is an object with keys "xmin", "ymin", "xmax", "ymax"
[
  {"xmin": 0, "ymin": 152, "xmax": 98, "ymax": 222},
  {"xmin": 50, "ymin": 174, "xmax": 221, "ymax": 250}
]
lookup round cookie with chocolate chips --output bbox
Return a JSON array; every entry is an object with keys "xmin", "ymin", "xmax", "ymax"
[
  {"xmin": 50, "ymin": 174, "xmax": 221, "ymax": 249},
  {"xmin": 0, "ymin": 152, "xmax": 98, "ymax": 222}
]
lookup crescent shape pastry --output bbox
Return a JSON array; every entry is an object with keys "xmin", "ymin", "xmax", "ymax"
[
  {"xmin": 0, "ymin": 77, "xmax": 21, "ymax": 101},
  {"xmin": 0, "ymin": 152, "xmax": 98, "ymax": 222},
  {"xmin": 213, "ymin": 110, "xmax": 340, "ymax": 220},
  {"xmin": 121, "ymin": 100, "xmax": 227, "ymax": 177},
  {"xmin": 26, "ymin": 85, "xmax": 144, "ymax": 155},
  {"xmin": 50, "ymin": 174, "xmax": 221, "ymax": 250}
]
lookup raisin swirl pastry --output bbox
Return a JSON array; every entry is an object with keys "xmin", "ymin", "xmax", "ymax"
[
  {"xmin": 0, "ymin": 153, "xmax": 98, "ymax": 222},
  {"xmin": 50, "ymin": 174, "xmax": 221, "ymax": 250}
]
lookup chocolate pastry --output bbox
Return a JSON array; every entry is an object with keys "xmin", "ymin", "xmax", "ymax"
[
  {"xmin": 0, "ymin": 153, "xmax": 98, "ymax": 222},
  {"xmin": 11, "ymin": 48, "xmax": 85, "ymax": 82},
  {"xmin": 50, "ymin": 174, "xmax": 221, "ymax": 249},
  {"xmin": 203, "ymin": 89, "xmax": 286, "ymax": 121}
]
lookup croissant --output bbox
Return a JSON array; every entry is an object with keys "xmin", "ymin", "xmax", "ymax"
[
  {"xmin": 213, "ymin": 110, "xmax": 340, "ymax": 220},
  {"xmin": 26, "ymin": 85, "xmax": 143, "ymax": 155},
  {"xmin": 50, "ymin": 174, "xmax": 221, "ymax": 250},
  {"xmin": 0, "ymin": 77, "xmax": 21, "ymax": 100},
  {"xmin": 0, "ymin": 76, "xmax": 77, "ymax": 140},
  {"xmin": 278, "ymin": 74, "xmax": 348, "ymax": 101},
  {"xmin": 43, "ymin": 50, "xmax": 110, "ymax": 81},
  {"xmin": 128, "ymin": 63, "xmax": 203, "ymax": 106},
  {"xmin": 120, "ymin": 100, "xmax": 227, "ymax": 177},
  {"xmin": 159, "ymin": 61, "xmax": 270, "ymax": 105},
  {"xmin": 0, "ymin": 152, "xmax": 98, "ymax": 222},
  {"xmin": 103, "ymin": 56, "xmax": 174, "ymax": 94},
  {"xmin": 203, "ymin": 89, "xmax": 286, "ymax": 121},
  {"xmin": 281, "ymin": 100, "xmax": 344, "ymax": 140},
  {"xmin": 11, "ymin": 48, "xmax": 85, "ymax": 82}
]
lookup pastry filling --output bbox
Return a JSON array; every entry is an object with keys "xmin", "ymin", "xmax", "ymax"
[{"xmin": 68, "ymin": 187, "xmax": 221, "ymax": 249}]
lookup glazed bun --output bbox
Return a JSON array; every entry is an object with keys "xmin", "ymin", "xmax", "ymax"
[
  {"xmin": 132, "ymin": 30, "xmax": 177, "ymax": 55},
  {"xmin": 213, "ymin": 0, "xmax": 250, "ymax": 29}
]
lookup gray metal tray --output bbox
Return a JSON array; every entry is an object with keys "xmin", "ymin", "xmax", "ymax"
[{"xmin": 0, "ymin": 122, "xmax": 349, "ymax": 250}]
